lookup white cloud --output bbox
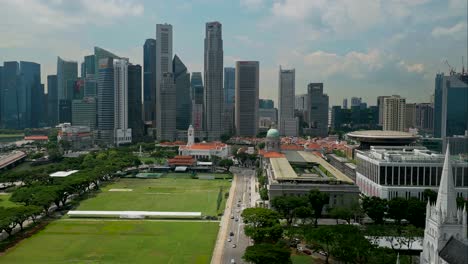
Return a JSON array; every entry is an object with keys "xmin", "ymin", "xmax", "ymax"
[
  {"xmin": 431, "ymin": 21, "xmax": 468, "ymax": 39},
  {"xmin": 81, "ymin": 0, "xmax": 144, "ymax": 18},
  {"xmin": 398, "ymin": 60, "xmax": 425, "ymax": 73},
  {"xmin": 233, "ymin": 35, "xmax": 264, "ymax": 48},
  {"xmin": 240, "ymin": 0, "xmax": 264, "ymax": 10}
]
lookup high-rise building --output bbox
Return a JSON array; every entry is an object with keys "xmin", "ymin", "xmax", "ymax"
[
  {"xmin": 377, "ymin": 96, "xmax": 390, "ymax": 126},
  {"xmin": 57, "ymin": 57, "xmax": 77, "ymax": 123},
  {"xmin": 128, "ymin": 64, "xmax": 144, "ymax": 141},
  {"xmin": 20, "ymin": 61, "xmax": 41, "ymax": 128},
  {"xmin": 224, "ymin": 67, "xmax": 235, "ymax": 106},
  {"xmin": 235, "ymin": 61, "xmax": 259, "ymax": 137},
  {"xmin": 204, "ymin": 22, "xmax": 224, "ymax": 140},
  {"xmin": 143, "ymin": 38, "xmax": 156, "ymax": 124},
  {"xmin": 97, "ymin": 58, "xmax": 115, "ymax": 145},
  {"xmin": 72, "ymin": 97, "xmax": 97, "ymax": 129},
  {"xmin": 84, "ymin": 76, "xmax": 97, "ymax": 97},
  {"xmin": 331, "ymin": 105, "xmax": 379, "ymax": 130},
  {"xmin": 383, "ymin": 95, "xmax": 406, "ymax": 131},
  {"xmin": 278, "ymin": 66, "xmax": 297, "ymax": 136},
  {"xmin": 415, "ymin": 103, "xmax": 434, "ymax": 133},
  {"xmin": 342, "ymin": 98, "xmax": 348, "ymax": 109},
  {"xmin": 173, "ymin": 55, "xmax": 191, "ymax": 131},
  {"xmin": 1, "ymin": 62, "xmax": 20, "ymax": 129},
  {"xmin": 157, "ymin": 72, "xmax": 176, "ymax": 141},
  {"xmin": 113, "ymin": 58, "xmax": 132, "ymax": 146},
  {"xmin": 433, "ymin": 72, "xmax": 468, "ymax": 138},
  {"xmin": 94, "ymin": 47, "xmax": 120, "ymax": 77},
  {"xmin": 0, "ymin": 66, "xmax": 3, "ymax": 126},
  {"xmin": 155, "ymin": 24, "xmax": 174, "ymax": 140},
  {"xmin": 305, "ymin": 83, "xmax": 329, "ymax": 137},
  {"xmin": 351, "ymin": 97, "xmax": 362, "ymax": 107},
  {"xmin": 405, "ymin": 103, "xmax": 417, "ymax": 130},
  {"xmin": 82, "ymin": 55, "xmax": 95, "ymax": 78},
  {"xmin": 191, "ymin": 72, "xmax": 204, "ymax": 131},
  {"xmin": 47, "ymin": 75, "xmax": 58, "ymax": 126}
]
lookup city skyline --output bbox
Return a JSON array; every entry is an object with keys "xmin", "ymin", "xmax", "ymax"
[{"xmin": 0, "ymin": 0, "xmax": 466, "ymax": 106}]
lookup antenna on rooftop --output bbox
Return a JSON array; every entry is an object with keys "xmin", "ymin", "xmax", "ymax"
[
  {"xmin": 462, "ymin": 56, "xmax": 465, "ymax": 75},
  {"xmin": 445, "ymin": 60, "xmax": 455, "ymax": 75}
]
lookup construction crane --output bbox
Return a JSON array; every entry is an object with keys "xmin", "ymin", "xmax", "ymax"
[{"xmin": 445, "ymin": 60, "xmax": 455, "ymax": 75}]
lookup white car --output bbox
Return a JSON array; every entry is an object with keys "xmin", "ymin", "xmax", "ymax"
[
  {"xmin": 227, "ymin": 238, "xmax": 232, "ymax": 242},
  {"xmin": 232, "ymin": 244, "xmax": 237, "ymax": 248}
]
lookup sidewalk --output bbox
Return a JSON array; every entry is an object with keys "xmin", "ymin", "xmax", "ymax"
[{"xmin": 211, "ymin": 174, "xmax": 238, "ymax": 264}]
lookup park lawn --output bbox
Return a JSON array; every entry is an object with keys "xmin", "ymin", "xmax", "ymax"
[
  {"xmin": 77, "ymin": 178, "xmax": 231, "ymax": 216},
  {"xmin": 0, "ymin": 193, "xmax": 20, "ymax": 208},
  {"xmin": 0, "ymin": 134, "xmax": 23, "ymax": 138},
  {"xmin": 0, "ymin": 219, "xmax": 219, "ymax": 264},
  {"xmin": 291, "ymin": 255, "xmax": 315, "ymax": 264}
]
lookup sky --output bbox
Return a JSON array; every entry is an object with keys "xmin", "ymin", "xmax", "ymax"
[{"xmin": 0, "ymin": 0, "xmax": 467, "ymax": 106}]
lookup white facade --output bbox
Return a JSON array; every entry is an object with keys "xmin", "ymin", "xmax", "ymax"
[
  {"xmin": 420, "ymin": 146, "xmax": 468, "ymax": 264},
  {"xmin": 355, "ymin": 146, "xmax": 468, "ymax": 200},
  {"xmin": 383, "ymin": 95, "xmax": 406, "ymax": 131},
  {"xmin": 113, "ymin": 58, "xmax": 132, "ymax": 145},
  {"xmin": 278, "ymin": 67, "xmax": 297, "ymax": 136}
]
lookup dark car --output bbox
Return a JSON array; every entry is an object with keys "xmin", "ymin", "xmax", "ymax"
[{"xmin": 229, "ymin": 231, "xmax": 234, "ymax": 236}]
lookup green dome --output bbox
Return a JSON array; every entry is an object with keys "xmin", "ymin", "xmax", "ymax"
[{"xmin": 266, "ymin": 128, "xmax": 280, "ymax": 138}]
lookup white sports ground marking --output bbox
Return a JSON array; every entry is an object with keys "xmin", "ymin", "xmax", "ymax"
[{"xmin": 108, "ymin": 189, "xmax": 133, "ymax": 192}]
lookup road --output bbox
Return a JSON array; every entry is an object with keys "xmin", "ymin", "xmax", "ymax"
[{"xmin": 221, "ymin": 167, "xmax": 257, "ymax": 264}]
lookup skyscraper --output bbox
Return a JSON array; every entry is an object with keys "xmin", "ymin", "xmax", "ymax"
[
  {"xmin": 224, "ymin": 67, "xmax": 235, "ymax": 106},
  {"xmin": 97, "ymin": 58, "xmax": 115, "ymax": 145},
  {"xmin": 113, "ymin": 58, "xmax": 132, "ymax": 145},
  {"xmin": 173, "ymin": 55, "xmax": 191, "ymax": 130},
  {"xmin": 433, "ymin": 72, "xmax": 468, "ymax": 138},
  {"xmin": 405, "ymin": 103, "xmax": 417, "ymax": 130},
  {"xmin": 306, "ymin": 83, "xmax": 329, "ymax": 137},
  {"xmin": 82, "ymin": 55, "xmax": 95, "ymax": 78},
  {"xmin": 1, "ymin": 62, "xmax": 20, "ymax": 129},
  {"xmin": 278, "ymin": 66, "xmax": 297, "ymax": 136},
  {"xmin": 415, "ymin": 103, "xmax": 434, "ymax": 132},
  {"xmin": 128, "ymin": 64, "xmax": 144, "ymax": 141},
  {"xmin": 351, "ymin": 97, "xmax": 362, "ymax": 107},
  {"xmin": 157, "ymin": 72, "xmax": 176, "ymax": 141},
  {"xmin": 72, "ymin": 97, "xmax": 97, "ymax": 129},
  {"xmin": 156, "ymin": 23, "xmax": 174, "ymax": 140},
  {"xmin": 259, "ymin": 99, "xmax": 274, "ymax": 109},
  {"xmin": 0, "ymin": 66, "xmax": 3, "ymax": 126},
  {"xmin": 94, "ymin": 47, "xmax": 120, "ymax": 77},
  {"xmin": 235, "ymin": 61, "xmax": 259, "ymax": 137},
  {"xmin": 377, "ymin": 96, "xmax": 390, "ymax": 126},
  {"xmin": 342, "ymin": 98, "xmax": 348, "ymax": 109},
  {"xmin": 383, "ymin": 95, "xmax": 406, "ymax": 131},
  {"xmin": 191, "ymin": 72, "xmax": 204, "ymax": 131},
  {"xmin": 204, "ymin": 22, "xmax": 224, "ymax": 140},
  {"xmin": 143, "ymin": 38, "xmax": 156, "ymax": 124},
  {"xmin": 19, "ymin": 61, "xmax": 41, "ymax": 128},
  {"xmin": 57, "ymin": 57, "xmax": 77, "ymax": 123}
]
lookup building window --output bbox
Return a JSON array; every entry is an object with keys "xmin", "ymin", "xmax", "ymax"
[
  {"xmin": 463, "ymin": 167, "xmax": 468, "ymax": 187},
  {"xmin": 419, "ymin": 167, "xmax": 425, "ymax": 185},
  {"xmin": 456, "ymin": 167, "xmax": 463, "ymax": 187},
  {"xmin": 406, "ymin": 167, "xmax": 412, "ymax": 186},
  {"xmin": 400, "ymin": 167, "xmax": 405, "ymax": 186},
  {"xmin": 386, "ymin": 167, "xmax": 392, "ymax": 186},
  {"xmin": 380, "ymin": 166, "xmax": 386, "ymax": 185}
]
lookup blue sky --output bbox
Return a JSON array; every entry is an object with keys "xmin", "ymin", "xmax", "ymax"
[{"xmin": 0, "ymin": 0, "xmax": 467, "ymax": 105}]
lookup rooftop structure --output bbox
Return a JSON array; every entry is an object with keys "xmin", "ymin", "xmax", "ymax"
[
  {"xmin": 50, "ymin": 170, "xmax": 79, "ymax": 177},
  {"xmin": 0, "ymin": 151, "xmax": 27, "ymax": 170},
  {"xmin": 347, "ymin": 130, "xmax": 419, "ymax": 149},
  {"xmin": 168, "ymin": 155, "xmax": 196, "ymax": 167}
]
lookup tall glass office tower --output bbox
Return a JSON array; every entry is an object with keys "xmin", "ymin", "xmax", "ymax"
[
  {"xmin": 143, "ymin": 38, "xmax": 156, "ymax": 124},
  {"xmin": 173, "ymin": 55, "xmax": 191, "ymax": 130}
]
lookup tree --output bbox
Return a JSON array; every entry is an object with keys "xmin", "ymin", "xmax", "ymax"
[
  {"xmin": 220, "ymin": 134, "xmax": 231, "ymax": 143},
  {"xmin": 362, "ymin": 196, "xmax": 387, "ymax": 224},
  {"xmin": 307, "ymin": 189, "xmax": 329, "ymax": 227},
  {"xmin": 0, "ymin": 207, "xmax": 17, "ymax": 236},
  {"xmin": 329, "ymin": 206, "xmax": 353, "ymax": 224},
  {"xmin": 258, "ymin": 142, "xmax": 266, "ymax": 149},
  {"xmin": 423, "ymin": 189, "xmax": 437, "ymax": 203},
  {"xmin": 387, "ymin": 197, "xmax": 408, "ymax": 227},
  {"xmin": 242, "ymin": 208, "xmax": 283, "ymax": 243},
  {"xmin": 456, "ymin": 196, "xmax": 468, "ymax": 209},
  {"xmin": 243, "ymin": 243, "xmax": 292, "ymax": 264},
  {"xmin": 406, "ymin": 197, "xmax": 426, "ymax": 228},
  {"xmin": 271, "ymin": 196, "xmax": 308, "ymax": 226},
  {"xmin": 294, "ymin": 206, "xmax": 313, "ymax": 224},
  {"xmin": 305, "ymin": 226, "xmax": 337, "ymax": 264},
  {"xmin": 219, "ymin": 159, "xmax": 233, "ymax": 171}
]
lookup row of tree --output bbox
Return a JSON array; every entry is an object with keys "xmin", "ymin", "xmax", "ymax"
[{"xmin": 0, "ymin": 149, "xmax": 140, "ymax": 238}]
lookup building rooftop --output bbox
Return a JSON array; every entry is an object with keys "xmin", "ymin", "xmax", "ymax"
[
  {"xmin": 50, "ymin": 170, "xmax": 79, "ymax": 177},
  {"xmin": 356, "ymin": 146, "xmax": 467, "ymax": 164},
  {"xmin": 347, "ymin": 130, "xmax": 418, "ymax": 139},
  {"xmin": 297, "ymin": 151, "xmax": 354, "ymax": 183},
  {"xmin": 24, "ymin": 135, "xmax": 49, "ymax": 141},
  {"xmin": 270, "ymin": 157, "xmax": 298, "ymax": 179},
  {"xmin": 179, "ymin": 142, "xmax": 227, "ymax": 151}
]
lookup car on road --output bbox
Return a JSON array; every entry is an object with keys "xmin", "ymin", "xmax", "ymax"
[
  {"xmin": 230, "ymin": 215, "xmax": 234, "ymax": 219},
  {"xmin": 229, "ymin": 231, "xmax": 234, "ymax": 236},
  {"xmin": 235, "ymin": 218, "xmax": 239, "ymax": 222},
  {"xmin": 231, "ymin": 259, "xmax": 236, "ymax": 264},
  {"xmin": 227, "ymin": 238, "xmax": 232, "ymax": 242},
  {"xmin": 237, "ymin": 204, "xmax": 240, "ymax": 207},
  {"xmin": 232, "ymin": 244, "xmax": 237, "ymax": 248}
]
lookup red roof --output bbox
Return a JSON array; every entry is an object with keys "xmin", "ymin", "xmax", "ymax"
[
  {"xmin": 24, "ymin": 135, "xmax": 48, "ymax": 141},
  {"xmin": 168, "ymin": 155, "xmax": 196, "ymax": 166},
  {"xmin": 180, "ymin": 142, "xmax": 227, "ymax": 150},
  {"xmin": 263, "ymin": 151, "xmax": 285, "ymax": 158},
  {"xmin": 281, "ymin": 144, "xmax": 304, "ymax": 151},
  {"xmin": 305, "ymin": 143, "xmax": 321, "ymax": 149}
]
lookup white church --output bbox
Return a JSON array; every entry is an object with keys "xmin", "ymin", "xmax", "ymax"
[{"xmin": 420, "ymin": 145, "xmax": 468, "ymax": 264}]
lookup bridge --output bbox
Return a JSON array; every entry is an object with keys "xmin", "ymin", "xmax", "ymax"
[{"xmin": 0, "ymin": 151, "xmax": 27, "ymax": 170}]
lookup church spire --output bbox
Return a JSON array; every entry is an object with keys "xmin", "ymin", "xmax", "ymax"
[{"xmin": 435, "ymin": 144, "xmax": 457, "ymax": 222}]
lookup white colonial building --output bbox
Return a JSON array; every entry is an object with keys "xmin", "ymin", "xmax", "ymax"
[
  {"xmin": 355, "ymin": 146, "xmax": 468, "ymax": 200},
  {"xmin": 178, "ymin": 125, "xmax": 229, "ymax": 159},
  {"xmin": 420, "ymin": 145, "xmax": 468, "ymax": 264}
]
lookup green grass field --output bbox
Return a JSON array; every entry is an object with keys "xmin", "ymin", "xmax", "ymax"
[
  {"xmin": 0, "ymin": 194, "xmax": 20, "ymax": 208},
  {"xmin": 0, "ymin": 219, "xmax": 218, "ymax": 264},
  {"xmin": 77, "ymin": 178, "xmax": 231, "ymax": 215},
  {"xmin": 291, "ymin": 255, "xmax": 315, "ymax": 264}
]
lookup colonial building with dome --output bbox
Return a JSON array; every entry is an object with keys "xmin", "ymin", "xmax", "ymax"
[{"xmin": 265, "ymin": 125, "xmax": 280, "ymax": 152}]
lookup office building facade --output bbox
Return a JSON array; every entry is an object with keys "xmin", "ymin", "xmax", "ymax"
[
  {"xmin": 157, "ymin": 72, "xmax": 176, "ymax": 141},
  {"xmin": 278, "ymin": 67, "xmax": 297, "ymax": 136},
  {"xmin": 377, "ymin": 96, "xmax": 390, "ymax": 126},
  {"xmin": 143, "ymin": 39, "xmax": 156, "ymax": 124},
  {"xmin": 235, "ymin": 61, "xmax": 259, "ymax": 137},
  {"xmin": 72, "ymin": 97, "xmax": 97, "ymax": 130},
  {"xmin": 383, "ymin": 95, "xmax": 406, "ymax": 131},
  {"xmin": 224, "ymin": 67, "xmax": 235, "ymax": 106},
  {"xmin": 415, "ymin": 103, "xmax": 434, "ymax": 133},
  {"xmin": 405, "ymin": 103, "xmax": 417, "ymax": 130},
  {"xmin": 204, "ymin": 22, "xmax": 224, "ymax": 140},
  {"xmin": 113, "ymin": 59, "xmax": 132, "ymax": 145},
  {"xmin": 173, "ymin": 55, "xmax": 191, "ymax": 131},
  {"xmin": 97, "ymin": 58, "xmax": 115, "ymax": 145},
  {"xmin": 305, "ymin": 83, "xmax": 329, "ymax": 137},
  {"xmin": 128, "ymin": 64, "xmax": 144, "ymax": 142},
  {"xmin": 191, "ymin": 72, "xmax": 204, "ymax": 131}
]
